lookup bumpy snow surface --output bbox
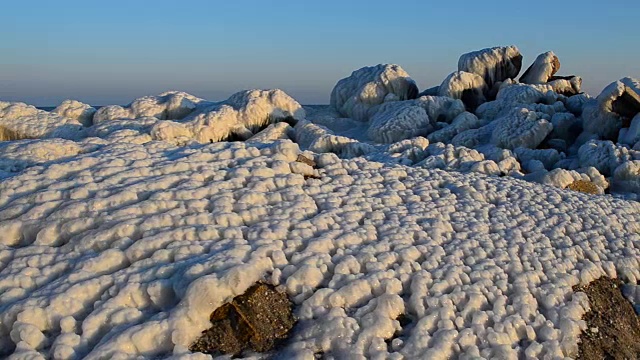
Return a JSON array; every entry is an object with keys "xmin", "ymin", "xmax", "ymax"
[{"xmin": 0, "ymin": 138, "xmax": 639, "ymax": 359}]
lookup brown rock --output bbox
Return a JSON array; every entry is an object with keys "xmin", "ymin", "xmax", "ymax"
[{"xmin": 190, "ymin": 283, "xmax": 296, "ymax": 356}]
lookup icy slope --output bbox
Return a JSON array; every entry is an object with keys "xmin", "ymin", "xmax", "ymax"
[{"xmin": 0, "ymin": 139, "xmax": 638, "ymax": 359}]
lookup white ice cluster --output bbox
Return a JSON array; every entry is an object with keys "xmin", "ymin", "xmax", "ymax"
[
  {"xmin": 0, "ymin": 102, "xmax": 86, "ymax": 141},
  {"xmin": 0, "ymin": 139, "xmax": 638, "ymax": 359},
  {"xmin": 330, "ymin": 64, "xmax": 419, "ymax": 121}
]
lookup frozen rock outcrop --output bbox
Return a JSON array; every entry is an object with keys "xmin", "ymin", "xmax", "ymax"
[
  {"xmin": 520, "ymin": 51, "xmax": 560, "ymax": 84},
  {"xmin": 577, "ymin": 140, "xmax": 633, "ymax": 176},
  {"xmin": 93, "ymin": 91, "xmax": 204, "ymax": 123},
  {"xmin": 583, "ymin": 77, "xmax": 640, "ymax": 139},
  {"xmin": 438, "ymin": 71, "xmax": 488, "ymax": 111},
  {"xmin": 152, "ymin": 89, "xmax": 305, "ymax": 144},
  {"xmin": 295, "ymin": 120, "xmax": 376, "ymax": 157},
  {"xmin": 52, "ymin": 100, "xmax": 96, "ymax": 127},
  {"xmin": 490, "ymin": 108, "xmax": 553, "ymax": 150},
  {"xmin": 330, "ymin": 64, "xmax": 419, "ymax": 121},
  {"xmin": 427, "ymin": 112, "xmax": 484, "ymax": 144},
  {"xmin": 367, "ymin": 103, "xmax": 431, "ymax": 144},
  {"xmin": 0, "ymin": 102, "xmax": 86, "ymax": 141},
  {"xmin": 618, "ymin": 113, "xmax": 640, "ymax": 146},
  {"xmin": 458, "ymin": 46, "xmax": 523, "ymax": 88}
]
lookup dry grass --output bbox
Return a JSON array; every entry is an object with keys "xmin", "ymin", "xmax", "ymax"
[{"xmin": 566, "ymin": 180, "xmax": 600, "ymax": 195}]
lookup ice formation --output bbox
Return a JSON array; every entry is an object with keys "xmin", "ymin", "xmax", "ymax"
[
  {"xmin": 51, "ymin": 100, "xmax": 96, "ymax": 127},
  {"xmin": 0, "ymin": 102, "xmax": 86, "ymax": 141},
  {"xmin": 583, "ymin": 77, "xmax": 640, "ymax": 140},
  {"xmin": 520, "ymin": 51, "xmax": 560, "ymax": 84},
  {"xmin": 458, "ymin": 46, "xmax": 523, "ymax": 89},
  {"xmin": 93, "ymin": 91, "xmax": 204, "ymax": 123},
  {"xmin": 330, "ymin": 64, "xmax": 419, "ymax": 121},
  {"xmin": 437, "ymin": 71, "xmax": 488, "ymax": 111},
  {"xmin": 1, "ymin": 45, "xmax": 640, "ymax": 359},
  {"xmin": 0, "ymin": 139, "xmax": 638, "ymax": 359}
]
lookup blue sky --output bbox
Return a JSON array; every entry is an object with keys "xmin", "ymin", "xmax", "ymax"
[{"xmin": 1, "ymin": 0, "xmax": 639, "ymax": 106}]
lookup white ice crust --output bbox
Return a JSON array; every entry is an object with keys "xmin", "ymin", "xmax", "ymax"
[
  {"xmin": 0, "ymin": 139, "xmax": 639, "ymax": 359},
  {"xmin": 520, "ymin": 51, "xmax": 559, "ymax": 84},
  {"xmin": 52, "ymin": 100, "xmax": 97, "ymax": 127},
  {"xmin": 437, "ymin": 71, "xmax": 488, "ymax": 110},
  {"xmin": 93, "ymin": 91, "xmax": 204, "ymax": 123},
  {"xmin": 0, "ymin": 102, "xmax": 87, "ymax": 142},
  {"xmin": 458, "ymin": 46, "xmax": 522, "ymax": 88},
  {"xmin": 330, "ymin": 64, "xmax": 419, "ymax": 121}
]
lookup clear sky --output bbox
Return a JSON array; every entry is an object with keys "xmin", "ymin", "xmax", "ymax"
[{"xmin": 1, "ymin": 0, "xmax": 639, "ymax": 106}]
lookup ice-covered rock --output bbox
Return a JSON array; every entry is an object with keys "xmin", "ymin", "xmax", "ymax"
[
  {"xmin": 612, "ymin": 160, "xmax": 640, "ymax": 193},
  {"xmin": 514, "ymin": 148, "xmax": 564, "ymax": 170},
  {"xmin": 583, "ymin": 77, "xmax": 640, "ymax": 139},
  {"xmin": 151, "ymin": 89, "xmax": 305, "ymax": 144},
  {"xmin": 417, "ymin": 143, "xmax": 501, "ymax": 175},
  {"xmin": 451, "ymin": 124, "xmax": 495, "ymax": 149},
  {"xmin": 490, "ymin": 108, "xmax": 553, "ymax": 150},
  {"xmin": 415, "ymin": 96, "xmax": 466, "ymax": 124},
  {"xmin": 437, "ymin": 71, "xmax": 488, "ymax": 111},
  {"xmin": 246, "ymin": 122, "xmax": 293, "ymax": 143},
  {"xmin": 93, "ymin": 91, "xmax": 204, "ymax": 123},
  {"xmin": 524, "ymin": 168, "xmax": 588, "ymax": 190},
  {"xmin": 365, "ymin": 96, "xmax": 465, "ymax": 144},
  {"xmin": 295, "ymin": 120, "xmax": 376, "ymax": 157},
  {"xmin": 367, "ymin": 103, "xmax": 431, "ymax": 144},
  {"xmin": 0, "ymin": 102, "xmax": 86, "ymax": 141},
  {"xmin": 520, "ymin": 51, "xmax": 560, "ymax": 84},
  {"xmin": 428, "ymin": 112, "xmax": 484, "ymax": 144},
  {"xmin": 618, "ymin": 113, "xmax": 640, "ymax": 146},
  {"xmin": 564, "ymin": 94, "xmax": 592, "ymax": 115},
  {"xmin": 549, "ymin": 112, "xmax": 579, "ymax": 143},
  {"xmin": 577, "ymin": 140, "xmax": 634, "ymax": 176},
  {"xmin": 458, "ymin": 46, "xmax": 523, "ymax": 88},
  {"xmin": 330, "ymin": 64, "xmax": 419, "ymax": 121},
  {"xmin": 52, "ymin": 100, "xmax": 96, "ymax": 127}
]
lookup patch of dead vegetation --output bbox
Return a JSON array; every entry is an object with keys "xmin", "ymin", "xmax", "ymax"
[
  {"xmin": 574, "ymin": 277, "xmax": 640, "ymax": 360},
  {"xmin": 567, "ymin": 180, "xmax": 601, "ymax": 195}
]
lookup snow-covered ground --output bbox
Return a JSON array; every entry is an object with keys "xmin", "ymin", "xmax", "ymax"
[{"xmin": 0, "ymin": 45, "xmax": 639, "ymax": 359}]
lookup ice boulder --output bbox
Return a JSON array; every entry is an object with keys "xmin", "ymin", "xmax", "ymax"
[
  {"xmin": 93, "ymin": 91, "xmax": 204, "ymax": 123},
  {"xmin": 437, "ymin": 71, "xmax": 488, "ymax": 111},
  {"xmin": 520, "ymin": 51, "xmax": 560, "ymax": 84},
  {"xmin": 152, "ymin": 89, "xmax": 305, "ymax": 144},
  {"xmin": 0, "ymin": 102, "xmax": 86, "ymax": 141},
  {"xmin": 578, "ymin": 140, "xmax": 633, "ymax": 176},
  {"xmin": 619, "ymin": 113, "xmax": 640, "ymax": 146},
  {"xmin": 514, "ymin": 148, "xmax": 564, "ymax": 170},
  {"xmin": 490, "ymin": 108, "xmax": 553, "ymax": 150},
  {"xmin": 367, "ymin": 102, "xmax": 431, "ymax": 144},
  {"xmin": 583, "ymin": 77, "xmax": 640, "ymax": 139},
  {"xmin": 611, "ymin": 160, "xmax": 640, "ymax": 194},
  {"xmin": 295, "ymin": 120, "xmax": 376, "ymax": 157},
  {"xmin": 247, "ymin": 122, "xmax": 293, "ymax": 143},
  {"xmin": 458, "ymin": 46, "xmax": 523, "ymax": 88},
  {"xmin": 427, "ymin": 112, "xmax": 484, "ymax": 144},
  {"xmin": 330, "ymin": 64, "xmax": 419, "ymax": 121},
  {"xmin": 52, "ymin": 100, "xmax": 96, "ymax": 127}
]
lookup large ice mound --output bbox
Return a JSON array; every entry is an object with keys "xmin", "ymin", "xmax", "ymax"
[
  {"xmin": 330, "ymin": 64, "xmax": 419, "ymax": 121},
  {"xmin": 0, "ymin": 139, "xmax": 638, "ymax": 359}
]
